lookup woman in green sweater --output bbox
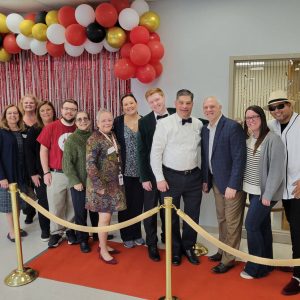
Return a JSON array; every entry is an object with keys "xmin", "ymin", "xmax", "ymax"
[{"xmin": 63, "ymin": 111, "xmax": 98, "ymax": 253}]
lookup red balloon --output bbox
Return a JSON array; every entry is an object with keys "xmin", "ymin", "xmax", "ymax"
[
  {"xmin": 136, "ymin": 64, "xmax": 156, "ymax": 84},
  {"xmin": 114, "ymin": 58, "xmax": 136, "ymax": 80},
  {"xmin": 149, "ymin": 32, "xmax": 160, "ymax": 42},
  {"xmin": 65, "ymin": 24, "xmax": 86, "ymax": 46},
  {"xmin": 130, "ymin": 44, "xmax": 151, "ymax": 66},
  {"xmin": 130, "ymin": 26, "xmax": 150, "ymax": 44},
  {"xmin": 110, "ymin": 0, "xmax": 130, "ymax": 13},
  {"xmin": 95, "ymin": 3, "xmax": 118, "ymax": 28},
  {"xmin": 151, "ymin": 61, "xmax": 163, "ymax": 78},
  {"xmin": 46, "ymin": 41, "xmax": 65, "ymax": 57},
  {"xmin": 24, "ymin": 13, "xmax": 36, "ymax": 22},
  {"xmin": 3, "ymin": 34, "xmax": 21, "ymax": 54},
  {"xmin": 120, "ymin": 42, "xmax": 132, "ymax": 58},
  {"xmin": 147, "ymin": 40, "xmax": 164, "ymax": 61},
  {"xmin": 58, "ymin": 6, "xmax": 77, "ymax": 28}
]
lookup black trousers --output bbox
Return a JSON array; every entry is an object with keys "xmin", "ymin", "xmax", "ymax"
[
  {"xmin": 34, "ymin": 182, "xmax": 50, "ymax": 234},
  {"xmin": 161, "ymin": 167, "xmax": 202, "ymax": 256},
  {"xmin": 118, "ymin": 176, "xmax": 144, "ymax": 242},
  {"xmin": 70, "ymin": 188, "xmax": 98, "ymax": 242},
  {"xmin": 22, "ymin": 185, "xmax": 37, "ymax": 219},
  {"xmin": 143, "ymin": 184, "xmax": 165, "ymax": 246},
  {"xmin": 282, "ymin": 199, "xmax": 300, "ymax": 278}
]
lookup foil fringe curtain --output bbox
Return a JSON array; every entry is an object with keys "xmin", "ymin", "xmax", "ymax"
[{"xmin": 0, "ymin": 51, "xmax": 130, "ymax": 122}]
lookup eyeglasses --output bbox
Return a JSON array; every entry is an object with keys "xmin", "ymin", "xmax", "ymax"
[
  {"xmin": 62, "ymin": 107, "xmax": 77, "ymax": 112},
  {"xmin": 76, "ymin": 117, "xmax": 89, "ymax": 123},
  {"xmin": 245, "ymin": 115, "xmax": 260, "ymax": 121},
  {"xmin": 268, "ymin": 103, "xmax": 285, "ymax": 111}
]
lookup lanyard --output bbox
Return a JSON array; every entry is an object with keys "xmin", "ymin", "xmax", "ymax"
[{"xmin": 100, "ymin": 130, "xmax": 119, "ymax": 155}]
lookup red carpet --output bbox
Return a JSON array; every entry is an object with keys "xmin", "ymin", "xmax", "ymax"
[{"xmin": 28, "ymin": 241, "xmax": 293, "ymax": 299}]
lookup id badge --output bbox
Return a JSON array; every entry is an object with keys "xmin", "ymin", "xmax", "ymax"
[
  {"xmin": 107, "ymin": 146, "xmax": 115, "ymax": 155},
  {"xmin": 118, "ymin": 174, "xmax": 124, "ymax": 186}
]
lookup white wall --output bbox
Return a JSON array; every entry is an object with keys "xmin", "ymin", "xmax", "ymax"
[{"xmin": 132, "ymin": 0, "xmax": 300, "ymax": 227}]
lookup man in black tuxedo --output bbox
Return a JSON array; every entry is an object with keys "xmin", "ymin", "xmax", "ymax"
[{"xmin": 137, "ymin": 88, "xmax": 175, "ymax": 262}]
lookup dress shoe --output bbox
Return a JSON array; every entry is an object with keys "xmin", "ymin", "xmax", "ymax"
[
  {"xmin": 148, "ymin": 245, "xmax": 160, "ymax": 262},
  {"xmin": 97, "ymin": 247, "xmax": 120, "ymax": 254},
  {"xmin": 172, "ymin": 255, "xmax": 182, "ymax": 266},
  {"xmin": 7, "ymin": 233, "xmax": 15, "ymax": 242},
  {"xmin": 282, "ymin": 278, "xmax": 300, "ymax": 295},
  {"xmin": 208, "ymin": 252, "xmax": 222, "ymax": 262},
  {"xmin": 100, "ymin": 254, "xmax": 118, "ymax": 265},
  {"xmin": 212, "ymin": 262, "xmax": 234, "ymax": 274},
  {"xmin": 80, "ymin": 242, "xmax": 91, "ymax": 253},
  {"xmin": 185, "ymin": 249, "xmax": 200, "ymax": 265}
]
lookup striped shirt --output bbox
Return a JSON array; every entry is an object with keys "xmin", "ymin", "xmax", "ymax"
[{"xmin": 243, "ymin": 136, "xmax": 261, "ymax": 195}]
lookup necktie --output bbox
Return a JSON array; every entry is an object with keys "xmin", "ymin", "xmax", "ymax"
[
  {"xmin": 182, "ymin": 118, "xmax": 192, "ymax": 125},
  {"xmin": 157, "ymin": 114, "xmax": 168, "ymax": 120}
]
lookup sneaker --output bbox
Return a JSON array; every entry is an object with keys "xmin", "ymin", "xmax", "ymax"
[
  {"xmin": 124, "ymin": 240, "xmax": 135, "ymax": 248},
  {"xmin": 134, "ymin": 238, "xmax": 145, "ymax": 246},
  {"xmin": 282, "ymin": 277, "xmax": 300, "ymax": 295},
  {"xmin": 41, "ymin": 231, "xmax": 50, "ymax": 242},
  {"xmin": 48, "ymin": 234, "xmax": 63, "ymax": 248},
  {"xmin": 240, "ymin": 271, "xmax": 254, "ymax": 279},
  {"xmin": 66, "ymin": 230, "xmax": 78, "ymax": 245}
]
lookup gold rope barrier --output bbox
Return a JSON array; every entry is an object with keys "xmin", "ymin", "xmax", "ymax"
[
  {"xmin": 176, "ymin": 208, "xmax": 300, "ymax": 267},
  {"xmin": 4, "ymin": 184, "xmax": 38, "ymax": 286},
  {"xmin": 19, "ymin": 191, "xmax": 160, "ymax": 233}
]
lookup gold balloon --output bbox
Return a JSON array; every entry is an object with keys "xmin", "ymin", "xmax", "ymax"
[
  {"xmin": 19, "ymin": 20, "xmax": 35, "ymax": 37},
  {"xmin": 0, "ymin": 13, "xmax": 10, "ymax": 33},
  {"xmin": 139, "ymin": 11, "xmax": 160, "ymax": 32},
  {"xmin": 106, "ymin": 27, "xmax": 127, "ymax": 49},
  {"xmin": 46, "ymin": 10, "xmax": 58, "ymax": 26},
  {"xmin": 0, "ymin": 48, "xmax": 12, "ymax": 62},
  {"xmin": 32, "ymin": 23, "xmax": 48, "ymax": 41}
]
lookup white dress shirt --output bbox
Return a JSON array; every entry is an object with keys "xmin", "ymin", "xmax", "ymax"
[
  {"xmin": 207, "ymin": 114, "xmax": 222, "ymax": 174},
  {"xmin": 150, "ymin": 113, "xmax": 203, "ymax": 182}
]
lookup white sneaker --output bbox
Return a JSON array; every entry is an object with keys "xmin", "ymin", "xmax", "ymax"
[{"xmin": 240, "ymin": 271, "xmax": 254, "ymax": 279}]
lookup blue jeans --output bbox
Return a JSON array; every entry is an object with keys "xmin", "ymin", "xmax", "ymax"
[{"xmin": 244, "ymin": 194, "xmax": 275, "ymax": 278}]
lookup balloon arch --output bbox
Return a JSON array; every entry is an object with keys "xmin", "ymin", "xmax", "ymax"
[{"xmin": 0, "ymin": 0, "xmax": 164, "ymax": 84}]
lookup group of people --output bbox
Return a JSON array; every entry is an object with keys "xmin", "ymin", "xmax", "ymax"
[{"xmin": 0, "ymin": 88, "xmax": 299, "ymax": 295}]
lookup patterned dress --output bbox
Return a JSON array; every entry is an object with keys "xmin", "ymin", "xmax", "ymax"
[{"xmin": 85, "ymin": 130, "xmax": 126, "ymax": 213}]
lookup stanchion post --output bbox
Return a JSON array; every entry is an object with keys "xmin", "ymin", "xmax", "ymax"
[
  {"xmin": 159, "ymin": 197, "xmax": 179, "ymax": 300},
  {"xmin": 4, "ymin": 183, "xmax": 38, "ymax": 287}
]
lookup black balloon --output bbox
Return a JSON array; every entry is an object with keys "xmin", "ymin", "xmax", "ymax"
[
  {"xmin": 0, "ymin": 35, "xmax": 3, "ymax": 48},
  {"xmin": 35, "ymin": 11, "xmax": 47, "ymax": 24},
  {"xmin": 86, "ymin": 22, "xmax": 106, "ymax": 43}
]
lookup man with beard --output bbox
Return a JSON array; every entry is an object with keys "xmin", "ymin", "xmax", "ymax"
[{"xmin": 38, "ymin": 99, "xmax": 78, "ymax": 248}]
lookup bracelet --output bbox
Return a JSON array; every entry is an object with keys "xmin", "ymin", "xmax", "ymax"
[{"xmin": 43, "ymin": 171, "xmax": 51, "ymax": 176}]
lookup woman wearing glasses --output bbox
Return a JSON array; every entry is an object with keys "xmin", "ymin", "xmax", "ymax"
[
  {"xmin": 241, "ymin": 105, "xmax": 285, "ymax": 279},
  {"xmin": 63, "ymin": 111, "xmax": 99, "ymax": 253}
]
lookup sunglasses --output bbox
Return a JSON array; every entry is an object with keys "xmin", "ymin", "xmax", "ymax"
[{"xmin": 268, "ymin": 103, "xmax": 285, "ymax": 111}]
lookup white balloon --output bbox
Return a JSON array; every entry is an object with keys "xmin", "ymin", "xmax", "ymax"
[
  {"xmin": 131, "ymin": 0, "xmax": 149, "ymax": 16},
  {"xmin": 103, "ymin": 39, "xmax": 119, "ymax": 52},
  {"xmin": 75, "ymin": 4, "xmax": 95, "ymax": 27},
  {"xmin": 6, "ymin": 13, "xmax": 24, "ymax": 34},
  {"xmin": 84, "ymin": 40, "xmax": 103, "ymax": 55},
  {"xmin": 16, "ymin": 34, "xmax": 32, "ymax": 50},
  {"xmin": 118, "ymin": 8, "xmax": 139, "ymax": 31},
  {"xmin": 30, "ymin": 40, "xmax": 47, "ymax": 56},
  {"xmin": 64, "ymin": 42, "xmax": 84, "ymax": 57},
  {"xmin": 47, "ymin": 24, "xmax": 65, "ymax": 45}
]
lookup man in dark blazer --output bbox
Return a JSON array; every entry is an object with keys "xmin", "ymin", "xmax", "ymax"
[
  {"xmin": 201, "ymin": 96, "xmax": 246, "ymax": 273},
  {"xmin": 137, "ymin": 87, "xmax": 175, "ymax": 262}
]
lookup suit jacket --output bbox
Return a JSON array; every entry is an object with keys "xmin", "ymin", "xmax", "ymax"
[
  {"xmin": 137, "ymin": 108, "xmax": 176, "ymax": 183},
  {"xmin": 201, "ymin": 115, "xmax": 246, "ymax": 194}
]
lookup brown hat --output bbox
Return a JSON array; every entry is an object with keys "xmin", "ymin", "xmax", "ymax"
[{"xmin": 263, "ymin": 90, "xmax": 295, "ymax": 110}]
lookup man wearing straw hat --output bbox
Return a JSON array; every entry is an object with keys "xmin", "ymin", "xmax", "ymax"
[{"xmin": 264, "ymin": 90, "xmax": 300, "ymax": 296}]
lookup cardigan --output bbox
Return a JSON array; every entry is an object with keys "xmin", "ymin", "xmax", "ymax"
[{"xmin": 62, "ymin": 129, "xmax": 91, "ymax": 188}]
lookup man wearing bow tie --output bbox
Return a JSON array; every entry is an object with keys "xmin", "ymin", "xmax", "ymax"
[
  {"xmin": 150, "ymin": 89, "xmax": 203, "ymax": 266},
  {"xmin": 137, "ymin": 88, "xmax": 175, "ymax": 262}
]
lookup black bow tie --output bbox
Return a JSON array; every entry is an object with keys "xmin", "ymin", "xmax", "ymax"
[
  {"xmin": 182, "ymin": 118, "xmax": 192, "ymax": 125},
  {"xmin": 157, "ymin": 114, "xmax": 168, "ymax": 120}
]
